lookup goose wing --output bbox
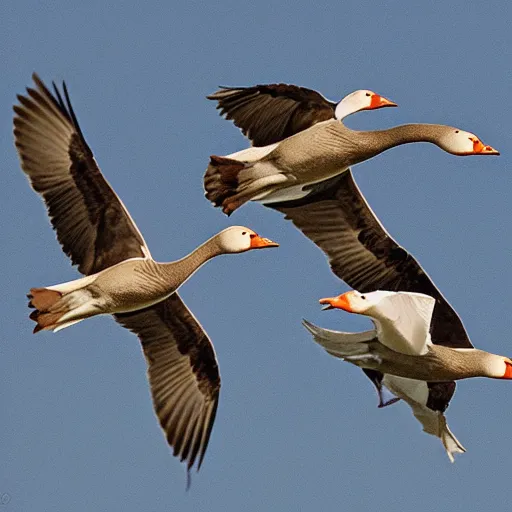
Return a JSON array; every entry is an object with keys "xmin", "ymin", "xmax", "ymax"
[
  {"xmin": 208, "ymin": 83, "xmax": 336, "ymax": 146},
  {"xmin": 372, "ymin": 292, "xmax": 436, "ymax": 355},
  {"xmin": 269, "ymin": 171, "xmax": 472, "ymax": 349},
  {"xmin": 13, "ymin": 73, "xmax": 150, "ymax": 275},
  {"xmin": 115, "ymin": 294, "xmax": 220, "ymax": 472}
]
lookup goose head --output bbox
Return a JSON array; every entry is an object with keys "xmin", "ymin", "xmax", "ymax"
[
  {"xmin": 334, "ymin": 90, "xmax": 397, "ymax": 120},
  {"xmin": 319, "ymin": 290, "xmax": 393, "ymax": 314},
  {"xmin": 436, "ymin": 128, "xmax": 499, "ymax": 156},
  {"xmin": 215, "ymin": 226, "xmax": 279, "ymax": 254},
  {"xmin": 486, "ymin": 355, "xmax": 512, "ymax": 379}
]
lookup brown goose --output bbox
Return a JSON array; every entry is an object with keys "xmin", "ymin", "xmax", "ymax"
[
  {"xmin": 304, "ymin": 289, "xmax": 512, "ymax": 461},
  {"xmin": 265, "ymin": 170, "xmax": 476, "ymax": 409},
  {"xmin": 204, "ymin": 120, "xmax": 499, "ymax": 215},
  {"xmin": 208, "ymin": 83, "xmax": 397, "ymax": 146},
  {"xmin": 14, "ymin": 74, "xmax": 278, "ymax": 473}
]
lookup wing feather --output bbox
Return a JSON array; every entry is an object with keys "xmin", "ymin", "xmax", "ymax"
[
  {"xmin": 115, "ymin": 294, "xmax": 221, "ymax": 471},
  {"xmin": 208, "ymin": 83, "xmax": 336, "ymax": 146}
]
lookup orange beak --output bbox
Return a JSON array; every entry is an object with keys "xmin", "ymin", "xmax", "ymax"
[
  {"xmin": 249, "ymin": 234, "xmax": 279, "ymax": 249},
  {"xmin": 469, "ymin": 137, "xmax": 500, "ymax": 155},
  {"xmin": 503, "ymin": 361, "xmax": 512, "ymax": 379},
  {"xmin": 319, "ymin": 292, "xmax": 353, "ymax": 312},
  {"xmin": 368, "ymin": 94, "xmax": 397, "ymax": 110}
]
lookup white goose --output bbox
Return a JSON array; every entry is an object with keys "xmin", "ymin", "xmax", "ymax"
[
  {"xmin": 304, "ymin": 289, "xmax": 512, "ymax": 462},
  {"xmin": 14, "ymin": 74, "xmax": 278, "ymax": 474}
]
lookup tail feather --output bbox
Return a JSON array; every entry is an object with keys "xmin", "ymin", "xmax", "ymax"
[
  {"xmin": 28, "ymin": 287, "xmax": 62, "ymax": 311},
  {"xmin": 28, "ymin": 287, "xmax": 66, "ymax": 333},
  {"xmin": 204, "ymin": 155, "xmax": 246, "ymax": 207},
  {"xmin": 31, "ymin": 311, "xmax": 66, "ymax": 333},
  {"xmin": 302, "ymin": 319, "xmax": 376, "ymax": 357}
]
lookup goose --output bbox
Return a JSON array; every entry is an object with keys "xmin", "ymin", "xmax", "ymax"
[
  {"xmin": 208, "ymin": 83, "xmax": 397, "ymax": 146},
  {"xmin": 303, "ymin": 289, "xmax": 512, "ymax": 462},
  {"xmin": 13, "ymin": 74, "xmax": 279, "ymax": 474},
  {"xmin": 265, "ymin": 168, "xmax": 502, "ymax": 427},
  {"xmin": 205, "ymin": 119, "xmax": 499, "ymax": 215}
]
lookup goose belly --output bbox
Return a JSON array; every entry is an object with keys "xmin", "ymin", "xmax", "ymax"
[
  {"xmin": 382, "ymin": 375, "xmax": 429, "ymax": 405},
  {"xmin": 93, "ymin": 259, "xmax": 175, "ymax": 313},
  {"xmin": 270, "ymin": 123, "xmax": 356, "ymax": 181},
  {"xmin": 257, "ymin": 169, "xmax": 349, "ymax": 204}
]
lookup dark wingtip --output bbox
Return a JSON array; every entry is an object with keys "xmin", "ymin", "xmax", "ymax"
[{"xmin": 31, "ymin": 73, "xmax": 43, "ymax": 89}]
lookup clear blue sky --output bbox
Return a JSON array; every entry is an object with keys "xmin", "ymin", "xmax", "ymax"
[{"xmin": 1, "ymin": 1, "xmax": 511, "ymax": 510}]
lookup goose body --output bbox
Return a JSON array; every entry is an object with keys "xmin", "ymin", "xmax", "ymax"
[
  {"xmin": 305, "ymin": 290, "xmax": 512, "ymax": 461},
  {"xmin": 205, "ymin": 119, "xmax": 498, "ymax": 215},
  {"xmin": 29, "ymin": 227, "xmax": 277, "ymax": 333},
  {"xmin": 14, "ymin": 74, "xmax": 278, "ymax": 473}
]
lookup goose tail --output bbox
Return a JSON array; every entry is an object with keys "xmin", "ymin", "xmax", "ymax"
[
  {"xmin": 27, "ymin": 286, "xmax": 91, "ymax": 333},
  {"xmin": 28, "ymin": 288, "xmax": 66, "ymax": 333},
  {"xmin": 204, "ymin": 155, "xmax": 246, "ymax": 214}
]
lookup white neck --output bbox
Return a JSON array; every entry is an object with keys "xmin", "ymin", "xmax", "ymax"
[{"xmin": 334, "ymin": 95, "xmax": 364, "ymax": 120}]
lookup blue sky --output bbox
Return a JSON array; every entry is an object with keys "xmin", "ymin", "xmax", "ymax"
[{"xmin": 1, "ymin": 1, "xmax": 511, "ymax": 510}]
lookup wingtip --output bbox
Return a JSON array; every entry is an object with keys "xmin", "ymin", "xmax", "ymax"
[
  {"xmin": 31, "ymin": 72, "xmax": 42, "ymax": 85},
  {"xmin": 301, "ymin": 318, "xmax": 318, "ymax": 333}
]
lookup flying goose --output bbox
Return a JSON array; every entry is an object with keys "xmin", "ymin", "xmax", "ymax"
[
  {"xmin": 13, "ymin": 74, "xmax": 278, "ymax": 474},
  {"xmin": 304, "ymin": 289, "xmax": 512, "ymax": 461},
  {"xmin": 208, "ymin": 83, "xmax": 397, "ymax": 146},
  {"xmin": 264, "ymin": 169, "xmax": 480, "ymax": 408},
  {"xmin": 204, "ymin": 119, "xmax": 499, "ymax": 215}
]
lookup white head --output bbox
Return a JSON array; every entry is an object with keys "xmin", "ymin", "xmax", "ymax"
[
  {"xmin": 215, "ymin": 226, "xmax": 279, "ymax": 254},
  {"xmin": 485, "ymin": 354, "xmax": 512, "ymax": 379},
  {"xmin": 334, "ymin": 90, "xmax": 397, "ymax": 121},
  {"xmin": 436, "ymin": 127, "xmax": 499, "ymax": 156},
  {"xmin": 319, "ymin": 290, "xmax": 394, "ymax": 315}
]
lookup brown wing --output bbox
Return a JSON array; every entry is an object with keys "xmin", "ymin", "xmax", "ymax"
[
  {"xmin": 208, "ymin": 83, "xmax": 336, "ymax": 146},
  {"xmin": 115, "ymin": 294, "xmax": 220, "ymax": 472},
  {"xmin": 269, "ymin": 171, "xmax": 473, "ymax": 350},
  {"xmin": 13, "ymin": 73, "xmax": 150, "ymax": 275}
]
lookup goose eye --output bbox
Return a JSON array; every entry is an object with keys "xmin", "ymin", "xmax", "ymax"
[
  {"xmin": 361, "ymin": 295, "xmax": 366, "ymax": 300},
  {"xmin": 242, "ymin": 231, "xmax": 247, "ymax": 235},
  {"xmin": 455, "ymin": 130, "xmax": 459, "ymax": 133},
  {"xmin": 365, "ymin": 93, "xmax": 371, "ymax": 97}
]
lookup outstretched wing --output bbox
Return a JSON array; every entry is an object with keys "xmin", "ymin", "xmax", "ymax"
[
  {"xmin": 269, "ymin": 171, "xmax": 472, "ymax": 349},
  {"xmin": 115, "ymin": 294, "xmax": 221, "ymax": 472},
  {"xmin": 208, "ymin": 83, "xmax": 336, "ymax": 146},
  {"xmin": 269, "ymin": 171, "xmax": 470, "ymax": 409},
  {"xmin": 13, "ymin": 73, "xmax": 150, "ymax": 275}
]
